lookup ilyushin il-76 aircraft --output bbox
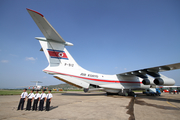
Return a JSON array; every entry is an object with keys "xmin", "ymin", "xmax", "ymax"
[
  {"xmin": 17, "ymin": 81, "xmax": 46, "ymax": 90},
  {"xmin": 27, "ymin": 8, "xmax": 180, "ymax": 96}
]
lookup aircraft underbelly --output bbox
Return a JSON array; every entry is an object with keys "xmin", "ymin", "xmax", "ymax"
[
  {"xmin": 53, "ymin": 71, "xmax": 148, "ymax": 90},
  {"xmin": 54, "ymin": 74, "xmax": 90, "ymax": 88}
]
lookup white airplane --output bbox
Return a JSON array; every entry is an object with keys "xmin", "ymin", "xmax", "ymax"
[
  {"xmin": 29, "ymin": 81, "xmax": 43, "ymax": 90},
  {"xmin": 27, "ymin": 8, "xmax": 180, "ymax": 96},
  {"xmin": 17, "ymin": 81, "xmax": 44, "ymax": 90}
]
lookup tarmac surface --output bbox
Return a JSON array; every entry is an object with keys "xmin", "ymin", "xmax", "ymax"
[{"xmin": 0, "ymin": 91, "xmax": 180, "ymax": 120}]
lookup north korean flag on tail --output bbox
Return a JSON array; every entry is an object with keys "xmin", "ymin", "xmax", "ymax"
[{"xmin": 47, "ymin": 49, "xmax": 68, "ymax": 60}]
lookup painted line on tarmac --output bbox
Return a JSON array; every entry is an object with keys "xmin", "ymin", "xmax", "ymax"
[{"xmin": 166, "ymin": 97, "xmax": 179, "ymax": 109}]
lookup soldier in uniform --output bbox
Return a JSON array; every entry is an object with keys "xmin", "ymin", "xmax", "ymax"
[
  {"xmin": 32, "ymin": 90, "xmax": 40, "ymax": 111},
  {"xmin": 26, "ymin": 89, "xmax": 35, "ymax": 110},
  {"xmin": 46, "ymin": 90, "xmax": 53, "ymax": 111},
  {"xmin": 169, "ymin": 88, "xmax": 172, "ymax": 94},
  {"xmin": 39, "ymin": 89, "xmax": 46, "ymax": 111},
  {"xmin": 177, "ymin": 88, "xmax": 179, "ymax": 94},
  {"xmin": 17, "ymin": 88, "xmax": 28, "ymax": 110}
]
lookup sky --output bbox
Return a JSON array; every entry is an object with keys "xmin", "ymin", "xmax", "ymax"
[{"xmin": 0, "ymin": 0, "xmax": 180, "ymax": 88}]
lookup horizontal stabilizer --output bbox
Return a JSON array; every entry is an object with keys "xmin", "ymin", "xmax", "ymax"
[{"xmin": 27, "ymin": 8, "xmax": 65, "ymax": 43}]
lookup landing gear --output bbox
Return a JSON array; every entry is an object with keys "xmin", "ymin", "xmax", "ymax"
[
  {"xmin": 83, "ymin": 88, "xmax": 89, "ymax": 93},
  {"xmin": 106, "ymin": 89, "xmax": 135, "ymax": 96},
  {"xmin": 106, "ymin": 92, "xmax": 118, "ymax": 95},
  {"xmin": 128, "ymin": 91, "xmax": 135, "ymax": 96},
  {"xmin": 118, "ymin": 90, "xmax": 135, "ymax": 96},
  {"xmin": 123, "ymin": 91, "xmax": 128, "ymax": 96},
  {"xmin": 106, "ymin": 92, "xmax": 111, "ymax": 95}
]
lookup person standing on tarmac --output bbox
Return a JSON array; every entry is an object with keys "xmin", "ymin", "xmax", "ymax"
[
  {"xmin": 46, "ymin": 90, "xmax": 53, "ymax": 111},
  {"xmin": 177, "ymin": 88, "xmax": 179, "ymax": 94},
  {"xmin": 169, "ymin": 88, "xmax": 172, "ymax": 94},
  {"xmin": 17, "ymin": 88, "xmax": 28, "ymax": 110},
  {"xmin": 32, "ymin": 90, "xmax": 40, "ymax": 111},
  {"xmin": 39, "ymin": 89, "xmax": 46, "ymax": 111},
  {"xmin": 26, "ymin": 89, "xmax": 35, "ymax": 110}
]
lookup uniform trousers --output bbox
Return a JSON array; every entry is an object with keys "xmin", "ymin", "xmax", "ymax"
[
  {"xmin": 17, "ymin": 98, "xmax": 25, "ymax": 110},
  {"xmin": 32, "ymin": 99, "xmax": 38, "ymax": 110},
  {"xmin": 26, "ymin": 99, "xmax": 32, "ymax": 110},
  {"xmin": 39, "ymin": 99, "xmax": 45, "ymax": 111},
  {"xmin": 46, "ymin": 99, "xmax": 51, "ymax": 111}
]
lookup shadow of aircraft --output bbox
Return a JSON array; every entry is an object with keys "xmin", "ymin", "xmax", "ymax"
[
  {"xmin": 61, "ymin": 92, "xmax": 106, "ymax": 96},
  {"xmin": 134, "ymin": 97, "xmax": 179, "ymax": 110},
  {"xmin": 135, "ymin": 93, "xmax": 180, "ymax": 104}
]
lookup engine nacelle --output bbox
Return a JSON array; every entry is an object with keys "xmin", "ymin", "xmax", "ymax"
[
  {"xmin": 142, "ymin": 79, "xmax": 150, "ymax": 85},
  {"xmin": 153, "ymin": 75, "xmax": 175, "ymax": 86},
  {"xmin": 154, "ymin": 78, "xmax": 164, "ymax": 85}
]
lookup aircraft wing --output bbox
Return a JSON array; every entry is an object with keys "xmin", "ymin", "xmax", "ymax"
[
  {"xmin": 118, "ymin": 63, "xmax": 180, "ymax": 77},
  {"xmin": 26, "ymin": 8, "xmax": 65, "ymax": 43}
]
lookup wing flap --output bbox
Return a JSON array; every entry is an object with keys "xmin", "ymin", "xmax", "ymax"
[{"xmin": 27, "ymin": 8, "xmax": 65, "ymax": 43}]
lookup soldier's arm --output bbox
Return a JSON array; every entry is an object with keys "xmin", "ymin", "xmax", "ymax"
[
  {"xmin": 32, "ymin": 97, "xmax": 34, "ymax": 102},
  {"xmin": 45, "ymin": 96, "xmax": 47, "ymax": 102},
  {"xmin": 25, "ymin": 96, "xmax": 27, "ymax": 101}
]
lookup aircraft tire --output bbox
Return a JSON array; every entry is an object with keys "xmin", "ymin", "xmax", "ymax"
[
  {"xmin": 106, "ymin": 92, "xmax": 117, "ymax": 95},
  {"xmin": 122, "ymin": 91, "xmax": 128, "ymax": 96},
  {"xmin": 128, "ymin": 92, "xmax": 135, "ymax": 96},
  {"xmin": 107, "ymin": 92, "xmax": 111, "ymax": 95}
]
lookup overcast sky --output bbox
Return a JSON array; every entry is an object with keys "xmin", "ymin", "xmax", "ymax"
[{"xmin": 0, "ymin": 0, "xmax": 180, "ymax": 88}]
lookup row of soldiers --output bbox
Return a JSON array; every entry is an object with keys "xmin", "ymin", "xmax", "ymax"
[
  {"xmin": 169, "ymin": 89, "xmax": 179, "ymax": 94},
  {"xmin": 17, "ymin": 88, "xmax": 53, "ymax": 111}
]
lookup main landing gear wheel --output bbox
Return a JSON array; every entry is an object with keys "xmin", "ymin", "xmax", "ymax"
[
  {"xmin": 106, "ymin": 92, "xmax": 118, "ymax": 95},
  {"xmin": 118, "ymin": 90, "xmax": 130, "ymax": 96},
  {"xmin": 128, "ymin": 92, "xmax": 135, "ymax": 96},
  {"xmin": 106, "ymin": 92, "xmax": 111, "ymax": 95}
]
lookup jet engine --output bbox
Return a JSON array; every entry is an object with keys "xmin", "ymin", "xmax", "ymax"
[
  {"xmin": 154, "ymin": 78, "xmax": 164, "ymax": 85},
  {"xmin": 153, "ymin": 75, "xmax": 175, "ymax": 86},
  {"xmin": 145, "ymin": 71, "xmax": 175, "ymax": 86},
  {"xmin": 142, "ymin": 78, "xmax": 150, "ymax": 85}
]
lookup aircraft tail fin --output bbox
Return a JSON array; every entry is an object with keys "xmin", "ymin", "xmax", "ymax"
[{"xmin": 36, "ymin": 37, "xmax": 80, "ymax": 68}]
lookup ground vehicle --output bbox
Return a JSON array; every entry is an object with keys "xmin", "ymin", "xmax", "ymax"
[{"xmin": 143, "ymin": 88, "xmax": 161, "ymax": 96}]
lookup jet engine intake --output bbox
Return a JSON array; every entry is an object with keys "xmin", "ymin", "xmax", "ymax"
[
  {"xmin": 142, "ymin": 79, "xmax": 150, "ymax": 85},
  {"xmin": 154, "ymin": 78, "xmax": 164, "ymax": 85}
]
